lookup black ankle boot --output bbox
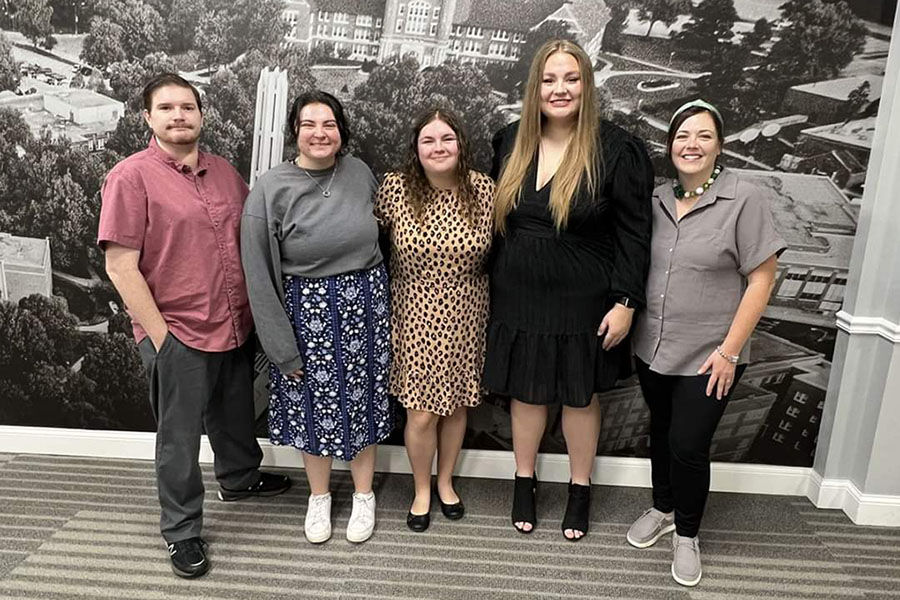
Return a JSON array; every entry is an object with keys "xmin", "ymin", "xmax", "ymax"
[
  {"xmin": 561, "ymin": 481, "xmax": 591, "ymax": 542},
  {"xmin": 511, "ymin": 474, "xmax": 538, "ymax": 534}
]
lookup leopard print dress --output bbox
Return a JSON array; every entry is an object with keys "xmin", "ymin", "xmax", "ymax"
[{"xmin": 374, "ymin": 171, "xmax": 494, "ymax": 416}]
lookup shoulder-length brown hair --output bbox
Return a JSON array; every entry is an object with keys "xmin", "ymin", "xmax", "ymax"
[
  {"xmin": 401, "ymin": 107, "xmax": 478, "ymax": 225},
  {"xmin": 494, "ymin": 39, "xmax": 601, "ymax": 233}
]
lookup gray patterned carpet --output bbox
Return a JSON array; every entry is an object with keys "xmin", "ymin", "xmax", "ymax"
[{"xmin": 0, "ymin": 452, "xmax": 898, "ymax": 599}]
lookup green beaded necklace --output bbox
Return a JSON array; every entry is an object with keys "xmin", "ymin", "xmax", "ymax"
[{"xmin": 673, "ymin": 164, "xmax": 723, "ymax": 200}]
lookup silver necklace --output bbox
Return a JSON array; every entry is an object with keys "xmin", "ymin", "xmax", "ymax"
[{"xmin": 296, "ymin": 157, "xmax": 337, "ymax": 197}]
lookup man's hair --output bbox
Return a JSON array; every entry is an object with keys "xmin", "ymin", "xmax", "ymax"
[{"xmin": 142, "ymin": 73, "xmax": 203, "ymax": 113}]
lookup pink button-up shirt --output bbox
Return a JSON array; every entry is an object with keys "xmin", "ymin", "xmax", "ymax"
[{"xmin": 98, "ymin": 139, "xmax": 252, "ymax": 352}]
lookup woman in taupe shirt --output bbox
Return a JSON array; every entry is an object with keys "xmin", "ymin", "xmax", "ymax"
[{"xmin": 627, "ymin": 100, "xmax": 787, "ymax": 587}]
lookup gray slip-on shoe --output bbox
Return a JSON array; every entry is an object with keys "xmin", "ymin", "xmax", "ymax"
[
  {"xmin": 626, "ymin": 507, "xmax": 675, "ymax": 548},
  {"xmin": 671, "ymin": 533, "xmax": 702, "ymax": 587}
]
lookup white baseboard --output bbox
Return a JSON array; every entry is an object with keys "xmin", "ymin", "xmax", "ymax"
[
  {"xmin": 0, "ymin": 424, "xmax": 805, "ymax": 492},
  {"xmin": 3, "ymin": 425, "xmax": 898, "ymax": 525},
  {"xmin": 806, "ymin": 470, "xmax": 900, "ymax": 527}
]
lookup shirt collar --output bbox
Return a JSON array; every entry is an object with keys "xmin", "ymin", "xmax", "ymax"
[
  {"xmin": 147, "ymin": 137, "xmax": 208, "ymax": 175},
  {"xmin": 655, "ymin": 166, "xmax": 738, "ymax": 222}
]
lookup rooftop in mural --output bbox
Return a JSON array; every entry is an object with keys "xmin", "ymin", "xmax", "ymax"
[
  {"xmin": 750, "ymin": 330, "xmax": 823, "ymax": 365},
  {"xmin": 733, "ymin": 170, "xmax": 856, "ymax": 270},
  {"xmin": 0, "ymin": 88, "xmax": 122, "ymax": 145},
  {"xmin": 306, "ymin": 0, "xmax": 386, "ymax": 15},
  {"xmin": 0, "ymin": 233, "xmax": 50, "ymax": 268},
  {"xmin": 789, "ymin": 75, "xmax": 884, "ymax": 102},
  {"xmin": 800, "ymin": 117, "xmax": 877, "ymax": 151},
  {"xmin": 453, "ymin": 0, "xmax": 608, "ymax": 31}
]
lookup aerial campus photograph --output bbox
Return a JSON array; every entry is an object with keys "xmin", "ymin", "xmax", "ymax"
[{"xmin": 0, "ymin": 0, "xmax": 893, "ymax": 468}]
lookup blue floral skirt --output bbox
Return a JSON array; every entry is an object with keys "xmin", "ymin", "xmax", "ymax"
[{"xmin": 268, "ymin": 263, "xmax": 394, "ymax": 461}]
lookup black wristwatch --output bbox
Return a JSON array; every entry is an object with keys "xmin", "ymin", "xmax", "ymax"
[{"xmin": 616, "ymin": 296, "xmax": 635, "ymax": 309}]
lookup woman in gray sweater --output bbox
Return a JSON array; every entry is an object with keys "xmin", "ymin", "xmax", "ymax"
[{"xmin": 241, "ymin": 91, "xmax": 394, "ymax": 545}]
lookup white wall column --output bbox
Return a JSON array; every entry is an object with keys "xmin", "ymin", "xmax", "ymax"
[{"xmin": 807, "ymin": 3, "xmax": 900, "ymax": 526}]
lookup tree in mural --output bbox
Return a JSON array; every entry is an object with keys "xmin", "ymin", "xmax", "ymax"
[
  {"xmin": 676, "ymin": 0, "xmax": 738, "ymax": 54},
  {"xmin": 601, "ymin": 3, "xmax": 630, "ymax": 54},
  {"xmin": 80, "ymin": 17, "xmax": 127, "ymax": 69},
  {"xmin": 766, "ymin": 0, "xmax": 867, "ymax": 85},
  {"xmin": 91, "ymin": 0, "xmax": 165, "ymax": 62},
  {"xmin": 0, "ymin": 296, "xmax": 151, "ymax": 430},
  {"xmin": 195, "ymin": 10, "xmax": 230, "ymax": 71},
  {"xmin": 0, "ymin": 110, "xmax": 111, "ymax": 274},
  {"xmin": 0, "ymin": 34, "xmax": 20, "ymax": 91},
  {"xmin": 80, "ymin": 331, "xmax": 154, "ymax": 429},
  {"xmin": 107, "ymin": 52, "xmax": 179, "ymax": 109},
  {"xmin": 349, "ymin": 57, "xmax": 506, "ymax": 177},
  {"xmin": 632, "ymin": 0, "xmax": 692, "ymax": 37},
  {"xmin": 16, "ymin": 0, "xmax": 53, "ymax": 48},
  {"xmin": 741, "ymin": 18, "xmax": 772, "ymax": 55}
]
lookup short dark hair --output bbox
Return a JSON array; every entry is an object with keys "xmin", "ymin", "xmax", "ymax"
[
  {"xmin": 287, "ymin": 90, "xmax": 351, "ymax": 154},
  {"xmin": 666, "ymin": 106, "xmax": 725, "ymax": 156},
  {"xmin": 142, "ymin": 73, "xmax": 203, "ymax": 113}
]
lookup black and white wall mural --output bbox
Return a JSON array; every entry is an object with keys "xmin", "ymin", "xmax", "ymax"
[{"xmin": 0, "ymin": 0, "xmax": 894, "ymax": 467}]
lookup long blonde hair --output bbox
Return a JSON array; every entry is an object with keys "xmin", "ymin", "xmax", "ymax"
[{"xmin": 494, "ymin": 39, "xmax": 601, "ymax": 233}]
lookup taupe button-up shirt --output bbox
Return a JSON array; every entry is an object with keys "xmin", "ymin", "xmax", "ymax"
[{"xmin": 632, "ymin": 168, "xmax": 787, "ymax": 375}]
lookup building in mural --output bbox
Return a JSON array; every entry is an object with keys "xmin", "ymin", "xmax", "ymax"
[
  {"xmin": 0, "ymin": 233, "xmax": 52, "ymax": 304},
  {"xmin": 784, "ymin": 117, "xmax": 875, "ymax": 196},
  {"xmin": 783, "ymin": 75, "xmax": 884, "ymax": 124},
  {"xmin": 736, "ymin": 170, "xmax": 858, "ymax": 328},
  {"xmin": 0, "ymin": 88, "xmax": 124, "ymax": 153},
  {"xmin": 283, "ymin": 0, "xmax": 609, "ymax": 65}
]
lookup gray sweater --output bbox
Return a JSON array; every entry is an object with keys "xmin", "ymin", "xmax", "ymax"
[{"xmin": 241, "ymin": 156, "xmax": 383, "ymax": 373}]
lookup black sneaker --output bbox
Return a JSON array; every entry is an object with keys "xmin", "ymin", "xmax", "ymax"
[
  {"xmin": 167, "ymin": 537, "xmax": 209, "ymax": 578},
  {"xmin": 217, "ymin": 472, "xmax": 292, "ymax": 502}
]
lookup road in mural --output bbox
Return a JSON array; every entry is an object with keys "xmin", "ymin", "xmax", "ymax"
[{"xmin": 0, "ymin": 0, "xmax": 893, "ymax": 466}]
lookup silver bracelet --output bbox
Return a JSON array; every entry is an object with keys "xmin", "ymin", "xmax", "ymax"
[{"xmin": 716, "ymin": 345, "xmax": 739, "ymax": 364}]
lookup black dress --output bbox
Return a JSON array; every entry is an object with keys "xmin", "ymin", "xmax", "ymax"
[{"xmin": 483, "ymin": 120, "xmax": 654, "ymax": 407}]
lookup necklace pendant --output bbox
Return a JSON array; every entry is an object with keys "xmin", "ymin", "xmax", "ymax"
[{"xmin": 322, "ymin": 190, "xmax": 331, "ymax": 197}]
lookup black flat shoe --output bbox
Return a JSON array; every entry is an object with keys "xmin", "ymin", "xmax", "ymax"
[
  {"xmin": 561, "ymin": 481, "xmax": 591, "ymax": 542},
  {"xmin": 407, "ymin": 510, "xmax": 431, "ymax": 532},
  {"xmin": 511, "ymin": 474, "xmax": 538, "ymax": 534},
  {"xmin": 438, "ymin": 497, "xmax": 465, "ymax": 520}
]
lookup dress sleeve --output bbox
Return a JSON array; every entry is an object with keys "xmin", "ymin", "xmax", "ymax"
[
  {"xmin": 490, "ymin": 124, "xmax": 516, "ymax": 181},
  {"xmin": 607, "ymin": 136, "xmax": 654, "ymax": 308},
  {"xmin": 374, "ymin": 173, "xmax": 396, "ymax": 229},
  {"xmin": 240, "ymin": 182, "xmax": 304, "ymax": 373},
  {"xmin": 735, "ymin": 186, "xmax": 788, "ymax": 276}
]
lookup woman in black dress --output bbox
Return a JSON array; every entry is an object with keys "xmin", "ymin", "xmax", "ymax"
[{"xmin": 485, "ymin": 39, "xmax": 653, "ymax": 540}]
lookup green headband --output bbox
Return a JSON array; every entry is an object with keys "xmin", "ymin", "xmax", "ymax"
[{"xmin": 670, "ymin": 99, "xmax": 724, "ymax": 129}]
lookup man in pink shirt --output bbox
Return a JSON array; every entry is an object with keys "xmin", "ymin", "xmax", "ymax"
[{"xmin": 98, "ymin": 73, "xmax": 290, "ymax": 578}]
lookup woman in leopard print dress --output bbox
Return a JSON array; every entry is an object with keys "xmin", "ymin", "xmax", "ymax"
[{"xmin": 375, "ymin": 108, "xmax": 494, "ymax": 532}]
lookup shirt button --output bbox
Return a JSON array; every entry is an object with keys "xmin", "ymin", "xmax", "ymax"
[
  {"xmin": 665, "ymin": 270, "xmax": 669, "ymax": 274},
  {"xmin": 660, "ymin": 294, "xmax": 664, "ymax": 298},
  {"xmin": 669, "ymin": 248, "xmax": 674, "ymax": 252}
]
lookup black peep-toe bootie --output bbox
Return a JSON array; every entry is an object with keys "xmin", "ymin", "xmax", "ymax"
[
  {"xmin": 511, "ymin": 474, "xmax": 538, "ymax": 534},
  {"xmin": 561, "ymin": 481, "xmax": 591, "ymax": 542}
]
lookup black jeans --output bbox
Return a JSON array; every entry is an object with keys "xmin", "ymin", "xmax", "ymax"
[{"xmin": 635, "ymin": 358, "xmax": 747, "ymax": 537}]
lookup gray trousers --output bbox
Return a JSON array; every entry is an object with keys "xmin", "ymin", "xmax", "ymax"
[{"xmin": 138, "ymin": 333, "xmax": 263, "ymax": 543}]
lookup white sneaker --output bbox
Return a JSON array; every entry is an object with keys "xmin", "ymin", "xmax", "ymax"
[
  {"xmin": 304, "ymin": 492, "xmax": 332, "ymax": 544},
  {"xmin": 346, "ymin": 491, "xmax": 376, "ymax": 543}
]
